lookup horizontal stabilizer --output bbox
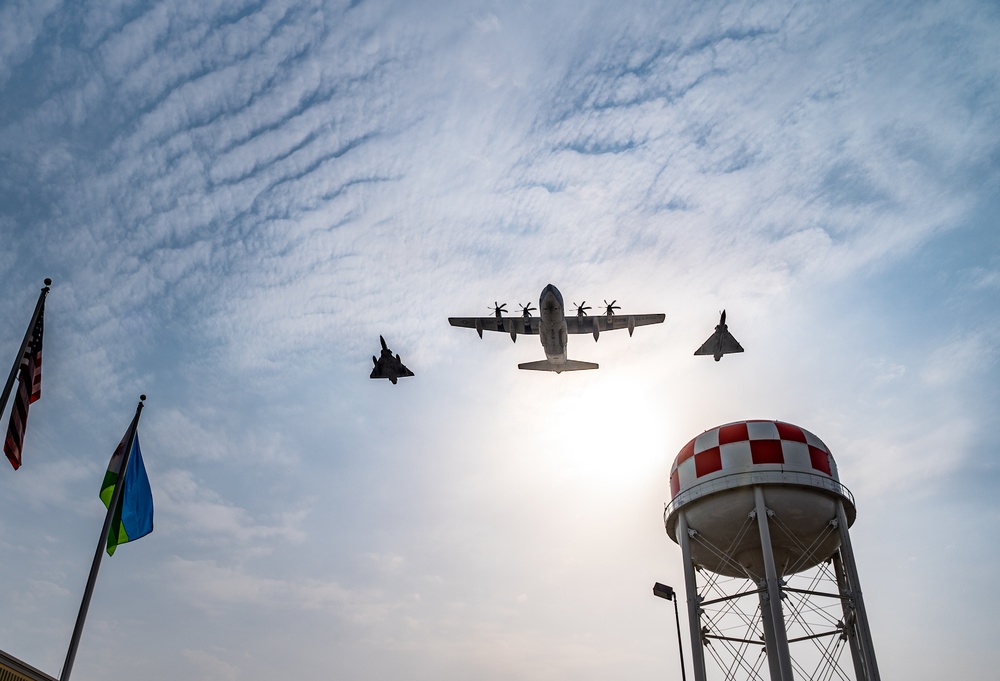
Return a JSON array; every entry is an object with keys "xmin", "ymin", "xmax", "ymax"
[{"xmin": 518, "ymin": 359, "xmax": 599, "ymax": 373}]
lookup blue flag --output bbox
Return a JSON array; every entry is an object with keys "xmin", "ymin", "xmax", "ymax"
[{"xmin": 102, "ymin": 433, "xmax": 153, "ymax": 556}]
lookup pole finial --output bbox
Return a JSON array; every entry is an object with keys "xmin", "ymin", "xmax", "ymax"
[
  {"xmin": 44, "ymin": 278, "xmax": 52, "ymax": 286},
  {"xmin": 139, "ymin": 394, "xmax": 147, "ymax": 402}
]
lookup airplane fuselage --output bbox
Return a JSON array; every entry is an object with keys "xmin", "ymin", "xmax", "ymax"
[
  {"xmin": 711, "ymin": 324, "xmax": 726, "ymax": 361},
  {"xmin": 538, "ymin": 284, "xmax": 569, "ymax": 366}
]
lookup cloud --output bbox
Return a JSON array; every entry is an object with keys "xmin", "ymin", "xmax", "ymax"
[
  {"xmin": 156, "ymin": 469, "xmax": 308, "ymax": 550},
  {"xmin": 920, "ymin": 331, "xmax": 998, "ymax": 386},
  {"xmin": 869, "ymin": 358, "xmax": 906, "ymax": 387},
  {"xmin": 144, "ymin": 407, "xmax": 298, "ymax": 465},
  {"xmin": 182, "ymin": 648, "xmax": 242, "ymax": 681},
  {"xmin": 164, "ymin": 557, "xmax": 353, "ymax": 610},
  {"xmin": 1, "ymin": 456, "xmax": 96, "ymax": 513},
  {"xmin": 0, "ymin": 0, "xmax": 61, "ymax": 88}
]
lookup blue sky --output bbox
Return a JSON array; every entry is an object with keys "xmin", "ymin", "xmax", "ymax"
[{"xmin": 0, "ymin": 1, "xmax": 998, "ymax": 679}]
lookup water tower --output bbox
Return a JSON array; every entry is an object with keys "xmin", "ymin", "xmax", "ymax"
[{"xmin": 664, "ymin": 420, "xmax": 880, "ymax": 681}]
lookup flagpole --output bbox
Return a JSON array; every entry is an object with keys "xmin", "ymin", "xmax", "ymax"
[
  {"xmin": 60, "ymin": 395, "xmax": 145, "ymax": 681},
  {"xmin": 0, "ymin": 279, "xmax": 50, "ymax": 421}
]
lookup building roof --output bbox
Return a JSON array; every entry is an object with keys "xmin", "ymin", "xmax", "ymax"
[{"xmin": 0, "ymin": 648, "xmax": 58, "ymax": 681}]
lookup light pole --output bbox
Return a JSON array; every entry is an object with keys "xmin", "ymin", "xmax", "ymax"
[{"xmin": 653, "ymin": 582, "xmax": 687, "ymax": 681}]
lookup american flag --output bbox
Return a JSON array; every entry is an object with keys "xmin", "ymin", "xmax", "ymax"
[{"xmin": 5, "ymin": 302, "xmax": 44, "ymax": 470}]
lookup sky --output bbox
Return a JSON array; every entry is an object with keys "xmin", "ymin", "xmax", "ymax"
[{"xmin": 0, "ymin": 0, "xmax": 997, "ymax": 679}]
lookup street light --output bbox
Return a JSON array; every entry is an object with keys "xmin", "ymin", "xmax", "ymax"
[{"xmin": 653, "ymin": 582, "xmax": 687, "ymax": 681}]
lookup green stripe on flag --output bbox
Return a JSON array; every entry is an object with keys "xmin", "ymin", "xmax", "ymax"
[{"xmin": 100, "ymin": 470, "xmax": 118, "ymax": 508}]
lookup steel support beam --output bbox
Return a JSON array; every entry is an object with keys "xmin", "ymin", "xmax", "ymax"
[
  {"xmin": 753, "ymin": 486, "xmax": 795, "ymax": 681},
  {"xmin": 835, "ymin": 500, "xmax": 881, "ymax": 681},
  {"xmin": 677, "ymin": 511, "xmax": 708, "ymax": 681}
]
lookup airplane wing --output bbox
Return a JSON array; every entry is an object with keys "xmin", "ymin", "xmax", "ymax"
[
  {"xmin": 565, "ymin": 313, "xmax": 665, "ymax": 334},
  {"xmin": 370, "ymin": 362, "xmax": 415, "ymax": 380},
  {"xmin": 694, "ymin": 331, "xmax": 720, "ymax": 356},
  {"xmin": 719, "ymin": 330, "xmax": 744, "ymax": 354},
  {"xmin": 694, "ymin": 329, "xmax": 744, "ymax": 355},
  {"xmin": 448, "ymin": 317, "xmax": 540, "ymax": 335}
]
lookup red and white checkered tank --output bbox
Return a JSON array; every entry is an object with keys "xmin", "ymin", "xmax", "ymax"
[
  {"xmin": 664, "ymin": 420, "xmax": 855, "ymax": 578},
  {"xmin": 670, "ymin": 420, "xmax": 839, "ymax": 499}
]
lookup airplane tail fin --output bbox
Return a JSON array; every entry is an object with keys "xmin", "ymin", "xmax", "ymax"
[{"xmin": 518, "ymin": 359, "xmax": 599, "ymax": 373}]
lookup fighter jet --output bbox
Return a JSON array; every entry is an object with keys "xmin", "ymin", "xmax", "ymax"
[
  {"xmin": 449, "ymin": 284, "xmax": 665, "ymax": 373},
  {"xmin": 694, "ymin": 310, "xmax": 744, "ymax": 361},
  {"xmin": 370, "ymin": 336, "xmax": 414, "ymax": 384}
]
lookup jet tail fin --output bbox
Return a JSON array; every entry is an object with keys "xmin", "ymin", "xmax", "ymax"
[{"xmin": 518, "ymin": 359, "xmax": 599, "ymax": 373}]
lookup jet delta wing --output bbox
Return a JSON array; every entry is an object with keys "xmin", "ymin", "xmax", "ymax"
[
  {"xmin": 449, "ymin": 284, "xmax": 665, "ymax": 372},
  {"xmin": 694, "ymin": 310, "xmax": 744, "ymax": 361}
]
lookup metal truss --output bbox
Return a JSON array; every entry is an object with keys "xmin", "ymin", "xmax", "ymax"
[{"xmin": 677, "ymin": 492, "xmax": 880, "ymax": 681}]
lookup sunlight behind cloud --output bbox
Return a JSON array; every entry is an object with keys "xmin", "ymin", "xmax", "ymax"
[{"xmin": 534, "ymin": 372, "xmax": 673, "ymax": 494}]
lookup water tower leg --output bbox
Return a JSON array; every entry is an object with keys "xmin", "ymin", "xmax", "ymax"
[
  {"xmin": 835, "ymin": 500, "xmax": 881, "ymax": 681},
  {"xmin": 753, "ymin": 486, "xmax": 795, "ymax": 681},
  {"xmin": 677, "ymin": 510, "xmax": 709, "ymax": 681},
  {"xmin": 757, "ymin": 582, "xmax": 784, "ymax": 681},
  {"xmin": 832, "ymin": 551, "xmax": 867, "ymax": 681}
]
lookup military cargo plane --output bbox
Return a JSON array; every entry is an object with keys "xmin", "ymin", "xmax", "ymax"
[{"xmin": 449, "ymin": 284, "xmax": 665, "ymax": 373}]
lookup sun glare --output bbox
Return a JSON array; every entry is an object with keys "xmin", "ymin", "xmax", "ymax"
[{"xmin": 533, "ymin": 371, "xmax": 675, "ymax": 493}]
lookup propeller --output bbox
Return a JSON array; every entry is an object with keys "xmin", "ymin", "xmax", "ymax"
[
  {"xmin": 573, "ymin": 302, "xmax": 591, "ymax": 317},
  {"xmin": 604, "ymin": 300, "xmax": 620, "ymax": 316},
  {"xmin": 489, "ymin": 302, "xmax": 508, "ymax": 318},
  {"xmin": 519, "ymin": 302, "xmax": 537, "ymax": 318}
]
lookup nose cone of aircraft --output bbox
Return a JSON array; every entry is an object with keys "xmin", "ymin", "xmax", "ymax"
[
  {"xmin": 538, "ymin": 284, "xmax": 563, "ymax": 307},
  {"xmin": 540, "ymin": 284, "xmax": 563, "ymax": 311}
]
